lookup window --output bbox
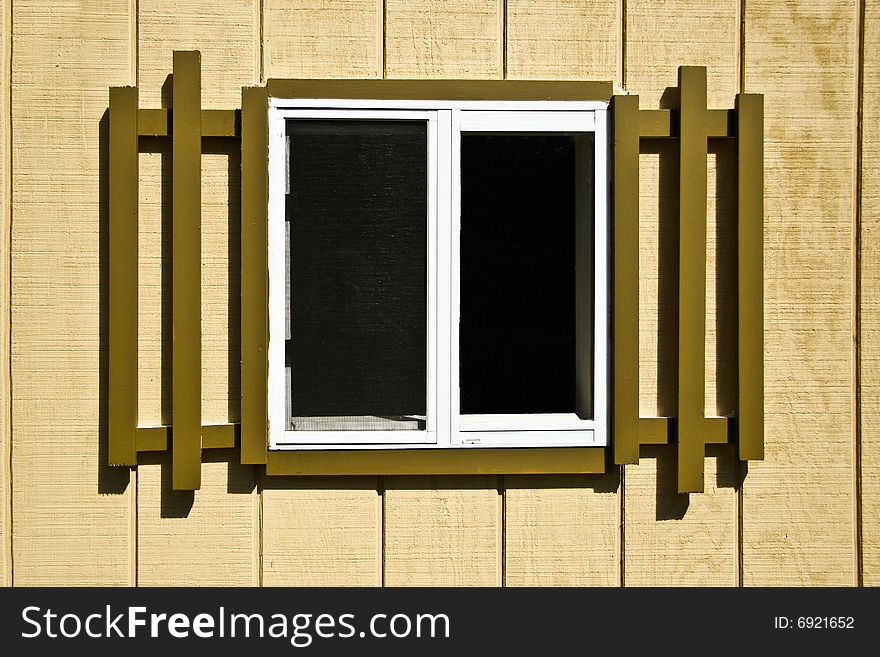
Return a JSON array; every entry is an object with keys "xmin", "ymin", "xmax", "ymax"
[{"xmin": 267, "ymin": 100, "xmax": 608, "ymax": 451}]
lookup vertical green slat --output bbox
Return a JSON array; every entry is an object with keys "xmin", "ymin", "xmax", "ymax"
[
  {"xmin": 611, "ymin": 95, "xmax": 641, "ymax": 464},
  {"xmin": 108, "ymin": 86, "xmax": 139, "ymax": 466},
  {"xmin": 736, "ymin": 94, "xmax": 764, "ymax": 461},
  {"xmin": 240, "ymin": 85, "xmax": 269, "ymax": 465},
  {"xmin": 172, "ymin": 51, "xmax": 202, "ymax": 490},
  {"xmin": 677, "ymin": 66, "xmax": 709, "ymax": 492}
]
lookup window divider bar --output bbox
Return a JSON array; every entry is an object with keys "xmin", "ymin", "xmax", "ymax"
[
  {"xmin": 240, "ymin": 85, "xmax": 270, "ymax": 465},
  {"xmin": 171, "ymin": 51, "xmax": 203, "ymax": 490},
  {"xmin": 611, "ymin": 94, "xmax": 641, "ymax": 465},
  {"xmin": 736, "ymin": 93, "xmax": 765, "ymax": 460},
  {"xmin": 108, "ymin": 85, "xmax": 139, "ymax": 466},
  {"xmin": 677, "ymin": 66, "xmax": 710, "ymax": 493}
]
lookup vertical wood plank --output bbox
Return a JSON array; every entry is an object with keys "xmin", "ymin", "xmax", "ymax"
[
  {"xmin": 137, "ymin": 454, "xmax": 257, "ymax": 585},
  {"xmin": 240, "ymin": 85, "xmax": 268, "ymax": 465},
  {"xmin": 505, "ymin": 0, "xmax": 617, "ymax": 81},
  {"xmin": 171, "ymin": 50, "xmax": 202, "ymax": 491},
  {"xmin": 625, "ymin": 0, "xmax": 738, "ymax": 108},
  {"xmin": 260, "ymin": 3, "xmax": 382, "ymax": 585},
  {"xmin": 384, "ymin": 476, "xmax": 500, "ymax": 586},
  {"xmin": 862, "ymin": 0, "xmax": 880, "ymax": 586},
  {"xmin": 505, "ymin": 475, "xmax": 619, "ymax": 586},
  {"xmin": 0, "ymin": 0, "xmax": 11, "ymax": 587},
  {"xmin": 11, "ymin": 0, "xmax": 134, "ymax": 584},
  {"xmin": 262, "ymin": 478, "xmax": 381, "ymax": 586},
  {"xmin": 263, "ymin": 0, "xmax": 381, "ymax": 78},
  {"xmin": 385, "ymin": 0, "xmax": 502, "ymax": 79},
  {"xmin": 624, "ymin": 0, "xmax": 739, "ymax": 584},
  {"xmin": 742, "ymin": 0, "xmax": 856, "ymax": 585},
  {"xmin": 381, "ymin": 3, "xmax": 502, "ymax": 585},
  {"xmin": 677, "ymin": 66, "xmax": 710, "ymax": 492},
  {"xmin": 135, "ymin": 0, "xmax": 258, "ymax": 584},
  {"xmin": 502, "ymin": 5, "xmax": 621, "ymax": 586},
  {"xmin": 108, "ymin": 86, "xmax": 139, "ymax": 466}
]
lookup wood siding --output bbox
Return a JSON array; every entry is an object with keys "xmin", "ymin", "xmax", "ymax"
[{"xmin": 0, "ymin": 0, "xmax": 871, "ymax": 586}]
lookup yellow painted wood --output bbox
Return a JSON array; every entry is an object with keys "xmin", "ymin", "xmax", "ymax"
[
  {"xmin": 384, "ymin": 476, "xmax": 500, "ymax": 585},
  {"xmin": 741, "ymin": 0, "xmax": 856, "ymax": 585},
  {"xmin": 135, "ymin": 2, "xmax": 258, "ymax": 581},
  {"xmin": 0, "ymin": 0, "xmax": 11, "ymax": 587},
  {"xmin": 137, "ymin": 454, "xmax": 257, "ymax": 585},
  {"xmin": 505, "ymin": 475, "xmax": 620, "ymax": 585},
  {"xmin": 498, "ymin": 13, "xmax": 621, "ymax": 586},
  {"xmin": 10, "ymin": 0, "xmax": 134, "ymax": 584},
  {"xmin": 626, "ymin": 1, "xmax": 739, "ymax": 581},
  {"xmin": 385, "ymin": 0, "xmax": 502, "ymax": 79},
  {"xmin": 263, "ymin": 0, "xmax": 381, "ymax": 78},
  {"xmin": 262, "ymin": 478, "xmax": 381, "ymax": 586},
  {"xmin": 623, "ymin": 447, "xmax": 737, "ymax": 585},
  {"xmin": 380, "ymin": 8, "xmax": 503, "ymax": 584},
  {"xmin": 506, "ymin": 0, "xmax": 616, "ymax": 81},
  {"xmin": 256, "ymin": 11, "xmax": 383, "ymax": 587},
  {"xmin": 625, "ymin": 0, "xmax": 738, "ymax": 108},
  {"xmin": 860, "ymin": 0, "xmax": 879, "ymax": 586},
  {"xmin": 137, "ymin": 0, "xmax": 257, "ymax": 109}
]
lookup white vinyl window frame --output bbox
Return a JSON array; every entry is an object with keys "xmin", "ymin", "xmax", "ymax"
[{"xmin": 267, "ymin": 99, "xmax": 608, "ymax": 451}]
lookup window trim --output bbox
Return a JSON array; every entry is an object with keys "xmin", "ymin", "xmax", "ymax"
[{"xmin": 266, "ymin": 98, "xmax": 610, "ymax": 454}]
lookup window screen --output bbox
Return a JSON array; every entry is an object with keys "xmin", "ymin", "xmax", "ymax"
[
  {"xmin": 459, "ymin": 134, "xmax": 592, "ymax": 416},
  {"xmin": 285, "ymin": 120, "xmax": 428, "ymax": 431}
]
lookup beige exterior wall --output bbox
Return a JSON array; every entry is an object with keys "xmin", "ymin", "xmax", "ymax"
[{"xmin": 0, "ymin": 0, "xmax": 872, "ymax": 586}]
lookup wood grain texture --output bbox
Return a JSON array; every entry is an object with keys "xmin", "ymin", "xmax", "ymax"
[
  {"xmin": 258, "ymin": 14, "xmax": 383, "ymax": 586},
  {"xmin": 137, "ymin": 454, "xmax": 256, "ymax": 585},
  {"xmin": 263, "ymin": 0, "xmax": 380, "ymax": 79},
  {"xmin": 262, "ymin": 477, "xmax": 381, "ymax": 586},
  {"xmin": 860, "ymin": 0, "xmax": 879, "ymax": 586},
  {"xmin": 500, "ymin": 8, "xmax": 620, "ymax": 586},
  {"xmin": 626, "ymin": 1, "xmax": 738, "ymax": 107},
  {"xmin": 741, "ymin": 0, "xmax": 856, "ymax": 585},
  {"xmin": 623, "ymin": 447, "xmax": 737, "ymax": 585},
  {"xmin": 385, "ymin": 0, "xmax": 502, "ymax": 79},
  {"xmin": 10, "ymin": 0, "xmax": 134, "ymax": 585},
  {"xmin": 626, "ymin": 0, "xmax": 739, "ymax": 583},
  {"xmin": 506, "ymin": 0, "xmax": 616, "ymax": 81},
  {"xmin": 505, "ymin": 475, "xmax": 619, "ymax": 585},
  {"xmin": 384, "ymin": 476, "xmax": 500, "ymax": 585},
  {"xmin": 138, "ymin": 0, "xmax": 257, "ymax": 109},
  {"xmin": 0, "ymin": 0, "xmax": 11, "ymax": 587},
  {"xmin": 134, "ymin": 0, "xmax": 256, "ymax": 582}
]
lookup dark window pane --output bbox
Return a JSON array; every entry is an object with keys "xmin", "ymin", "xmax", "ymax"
[
  {"xmin": 460, "ymin": 134, "xmax": 585, "ymax": 415},
  {"xmin": 286, "ymin": 120, "xmax": 427, "ymax": 426}
]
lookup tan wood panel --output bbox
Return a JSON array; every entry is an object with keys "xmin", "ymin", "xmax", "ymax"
[
  {"xmin": 262, "ymin": 477, "xmax": 381, "ymax": 586},
  {"xmin": 134, "ymin": 0, "xmax": 258, "ymax": 585},
  {"xmin": 860, "ymin": 1, "xmax": 879, "ymax": 585},
  {"xmin": 259, "ymin": 7, "xmax": 383, "ymax": 585},
  {"xmin": 263, "ymin": 0, "xmax": 381, "ymax": 79},
  {"xmin": 505, "ymin": 475, "xmax": 619, "ymax": 586},
  {"xmin": 385, "ymin": 0, "xmax": 502, "ymax": 79},
  {"xmin": 506, "ymin": 0, "xmax": 617, "ymax": 81},
  {"xmin": 379, "ymin": 3, "xmax": 504, "ymax": 585},
  {"xmin": 625, "ymin": 0, "xmax": 739, "ymax": 585},
  {"xmin": 137, "ymin": 0, "xmax": 257, "ymax": 109},
  {"xmin": 384, "ymin": 476, "xmax": 500, "ymax": 586},
  {"xmin": 742, "ymin": 1, "xmax": 856, "ymax": 585},
  {"xmin": 137, "ymin": 453, "xmax": 257, "ymax": 585},
  {"xmin": 623, "ymin": 448, "xmax": 737, "ymax": 585},
  {"xmin": 626, "ymin": 0, "xmax": 738, "ymax": 108},
  {"xmin": 1, "ymin": 0, "xmax": 11, "ymax": 587},
  {"xmin": 501, "ymin": 6, "xmax": 620, "ymax": 585},
  {"xmin": 10, "ymin": 0, "xmax": 135, "ymax": 585}
]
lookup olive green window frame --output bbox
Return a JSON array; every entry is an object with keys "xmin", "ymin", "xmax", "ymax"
[{"xmin": 107, "ymin": 51, "xmax": 763, "ymax": 492}]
